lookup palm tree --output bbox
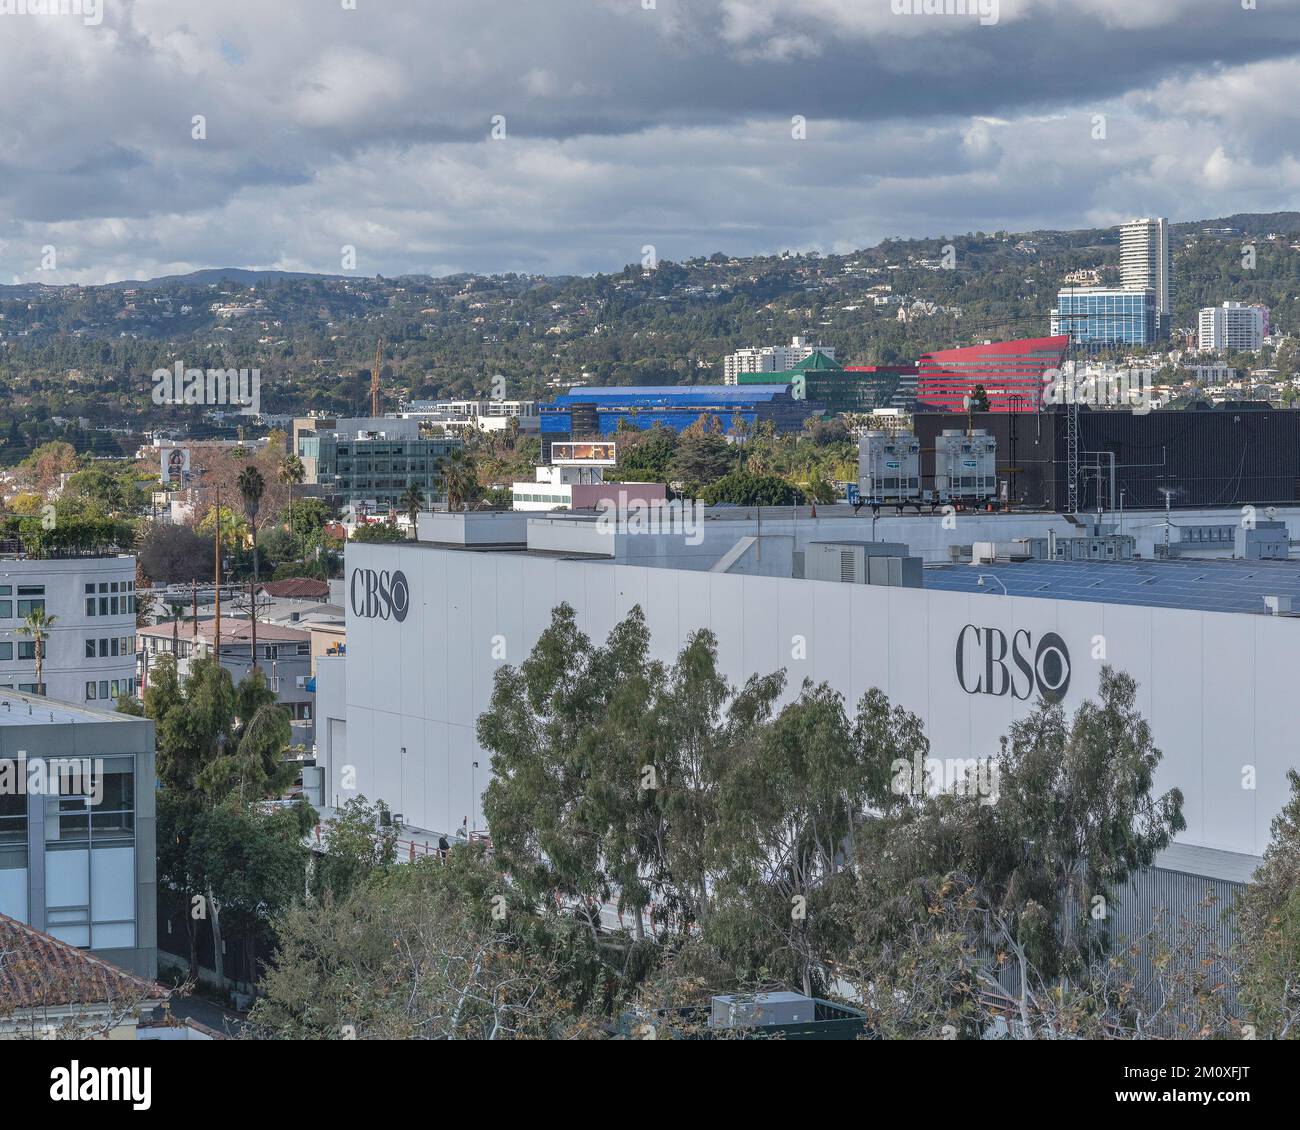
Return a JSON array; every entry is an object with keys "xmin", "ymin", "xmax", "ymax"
[
  {"xmin": 19, "ymin": 607, "xmax": 58, "ymax": 695},
  {"xmin": 435, "ymin": 448, "xmax": 478, "ymax": 512},
  {"xmin": 278, "ymin": 452, "xmax": 306, "ymax": 563},
  {"xmin": 399, "ymin": 485, "xmax": 426, "ymax": 541},
  {"xmin": 237, "ymin": 465, "xmax": 266, "ymax": 673}
]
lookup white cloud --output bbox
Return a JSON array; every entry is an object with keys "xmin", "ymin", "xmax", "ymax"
[{"xmin": 0, "ymin": 0, "xmax": 1297, "ymax": 282}]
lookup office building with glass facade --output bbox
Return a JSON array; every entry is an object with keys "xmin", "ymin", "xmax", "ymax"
[
  {"xmin": 298, "ymin": 418, "xmax": 463, "ymax": 509},
  {"xmin": 1051, "ymin": 288, "xmax": 1157, "ymax": 349},
  {"xmin": 0, "ymin": 692, "xmax": 156, "ymax": 979}
]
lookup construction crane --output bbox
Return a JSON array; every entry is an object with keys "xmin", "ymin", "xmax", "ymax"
[{"xmin": 371, "ymin": 338, "xmax": 383, "ymax": 417}]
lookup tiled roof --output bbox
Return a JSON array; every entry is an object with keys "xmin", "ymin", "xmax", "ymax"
[
  {"xmin": 0, "ymin": 913, "xmax": 167, "ymax": 1012},
  {"xmin": 258, "ymin": 578, "xmax": 330, "ymax": 600}
]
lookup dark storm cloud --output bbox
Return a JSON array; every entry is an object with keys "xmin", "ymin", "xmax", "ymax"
[{"xmin": 0, "ymin": 0, "xmax": 1296, "ymax": 282}]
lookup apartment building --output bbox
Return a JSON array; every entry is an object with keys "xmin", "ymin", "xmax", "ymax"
[
  {"xmin": 1198, "ymin": 302, "xmax": 1269, "ymax": 352},
  {"xmin": 0, "ymin": 553, "xmax": 139, "ymax": 706},
  {"xmin": 723, "ymin": 336, "xmax": 835, "ymax": 383},
  {"xmin": 1120, "ymin": 217, "xmax": 1172, "ymax": 332}
]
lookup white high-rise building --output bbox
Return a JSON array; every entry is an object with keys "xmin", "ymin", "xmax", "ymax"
[
  {"xmin": 723, "ymin": 336, "xmax": 835, "ymax": 384},
  {"xmin": 1120, "ymin": 218, "xmax": 1172, "ymax": 329},
  {"xmin": 1198, "ymin": 302, "xmax": 1268, "ymax": 353}
]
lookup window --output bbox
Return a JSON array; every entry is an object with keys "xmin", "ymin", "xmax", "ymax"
[
  {"xmin": 99, "ymin": 681, "xmax": 109, "ymax": 700},
  {"xmin": 98, "ymin": 639, "xmax": 108, "ymax": 658},
  {"xmin": 86, "ymin": 598, "xmax": 96, "ymax": 616},
  {"xmin": 0, "ymin": 790, "xmax": 25, "ymax": 846},
  {"xmin": 86, "ymin": 640, "xmax": 96, "ymax": 659},
  {"xmin": 17, "ymin": 599, "xmax": 45, "ymax": 617},
  {"xmin": 0, "ymin": 644, "xmax": 10, "ymax": 661},
  {"xmin": 93, "ymin": 759, "xmax": 135, "ymax": 840},
  {"xmin": 86, "ymin": 682, "xmax": 97, "ymax": 701},
  {"xmin": 17, "ymin": 642, "xmax": 35, "ymax": 661},
  {"xmin": 0, "ymin": 602, "xmax": 10, "ymax": 619},
  {"xmin": 16, "ymin": 586, "xmax": 44, "ymax": 597}
]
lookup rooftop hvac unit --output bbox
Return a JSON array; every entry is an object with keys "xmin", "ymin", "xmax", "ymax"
[
  {"xmin": 933, "ymin": 428, "xmax": 998, "ymax": 503},
  {"xmin": 803, "ymin": 541, "xmax": 922, "ymax": 588},
  {"xmin": 857, "ymin": 429, "xmax": 922, "ymax": 504},
  {"xmin": 711, "ymin": 992, "xmax": 814, "ymax": 1030}
]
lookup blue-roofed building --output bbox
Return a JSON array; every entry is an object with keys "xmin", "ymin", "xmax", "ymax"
[{"xmin": 539, "ymin": 384, "xmax": 823, "ymax": 440}]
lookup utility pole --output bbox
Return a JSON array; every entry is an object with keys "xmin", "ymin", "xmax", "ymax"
[
  {"xmin": 1159, "ymin": 487, "xmax": 1175, "ymax": 556},
  {"xmin": 250, "ymin": 574, "xmax": 259, "ymax": 676},
  {"xmin": 1055, "ymin": 286, "xmax": 1092, "ymax": 515}
]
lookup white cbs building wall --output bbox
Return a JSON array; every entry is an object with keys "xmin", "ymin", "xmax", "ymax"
[{"xmin": 337, "ymin": 542, "xmax": 1295, "ymax": 858}]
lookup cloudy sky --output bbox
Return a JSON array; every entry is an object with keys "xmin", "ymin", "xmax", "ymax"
[{"xmin": 2, "ymin": 0, "xmax": 1298, "ymax": 284}]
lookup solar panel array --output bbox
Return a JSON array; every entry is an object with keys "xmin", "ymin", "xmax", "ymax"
[{"xmin": 923, "ymin": 558, "xmax": 1300, "ymax": 616}]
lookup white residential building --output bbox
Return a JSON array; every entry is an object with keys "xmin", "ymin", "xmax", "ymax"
[
  {"xmin": 1120, "ymin": 218, "xmax": 1172, "ymax": 328},
  {"xmin": 0, "ymin": 554, "xmax": 139, "ymax": 705},
  {"xmin": 723, "ymin": 336, "xmax": 835, "ymax": 384},
  {"xmin": 1186, "ymin": 363, "xmax": 1237, "ymax": 385},
  {"xmin": 1198, "ymin": 302, "xmax": 1268, "ymax": 353}
]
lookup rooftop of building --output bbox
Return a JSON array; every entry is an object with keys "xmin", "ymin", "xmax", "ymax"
[
  {"xmin": 925, "ymin": 557, "xmax": 1300, "ymax": 616},
  {"xmin": 258, "ymin": 577, "xmax": 331, "ymax": 600},
  {"xmin": 0, "ymin": 690, "xmax": 143, "ymax": 727},
  {"xmin": 545, "ymin": 384, "xmax": 796, "ymax": 405},
  {"xmin": 0, "ymin": 913, "xmax": 168, "ymax": 1012},
  {"xmin": 139, "ymin": 619, "xmax": 310, "ymax": 644}
]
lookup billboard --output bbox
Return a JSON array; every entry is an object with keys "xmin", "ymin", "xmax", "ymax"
[
  {"xmin": 160, "ymin": 446, "xmax": 190, "ymax": 484},
  {"xmin": 550, "ymin": 441, "xmax": 616, "ymax": 464}
]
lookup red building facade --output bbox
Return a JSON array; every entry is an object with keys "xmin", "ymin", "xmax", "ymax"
[{"xmin": 915, "ymin": 336, "xmax": 1068, "ymax": 412}]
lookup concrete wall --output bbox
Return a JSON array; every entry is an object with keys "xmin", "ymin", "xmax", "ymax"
[{"xmin": 332, "ymin": 541, "xmax": 1298, "ymax": 857}]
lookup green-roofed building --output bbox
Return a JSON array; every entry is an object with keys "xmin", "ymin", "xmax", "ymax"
[{"xmin": 738, "ymin": 351, "xmax": 919, "ymax": 414}]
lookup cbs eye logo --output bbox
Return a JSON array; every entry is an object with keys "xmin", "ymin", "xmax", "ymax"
[
  {"xmin": 350, "ymin": 568, "xmax": 410, "ymax": 622},
  {"xmin": 956, "ymin": 625, "xmax": 1070, "ymax": 703}
]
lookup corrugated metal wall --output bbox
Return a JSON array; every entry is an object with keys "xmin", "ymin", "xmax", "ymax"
[
  {"xmin": 991, "ymin": 864, "xmax": 1243, "ymax": 1020},
  {"xmin": 916, "ymin": 407, "xmax": 1300, "ymax": 512}
]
